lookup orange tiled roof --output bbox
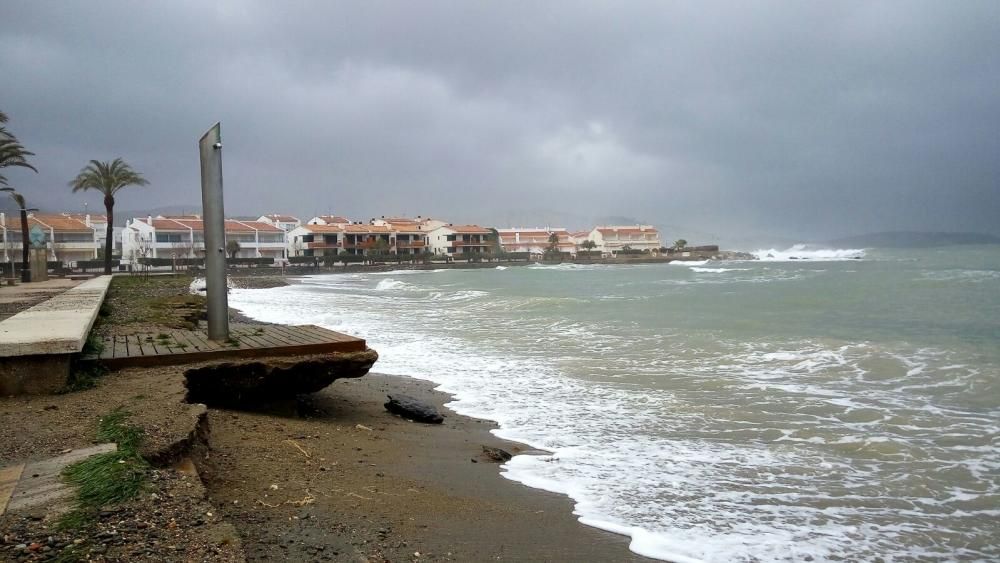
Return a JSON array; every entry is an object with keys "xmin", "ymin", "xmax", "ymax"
[
  {"xmin": 343, "ymin": 224, "xmax": 392, "ymax": 234},
  {"xmin": 448, "ymin": 225, "xmax": 491, "ymax": 234},
  {"xmin": 317, "ymin": 215, "xmax": 351, "ymax": 224},
  {"xmin": 60, "ymin": 213, "xmax": 108, "ymax": 222},
  {"xmin": 263, "ymin": 214, "xmax": 299, "ymax": 222},
  {"xmin": 138, "ymin": 217, "xmax": 284, "ymax": 233},
  {"xmin": 303, "ymin": 224, "xmax": 343, "ymax": 233},
  {"xmin": 597, "ymin": 226, "xmax": 658, "ymax": 235},
  {"xmin": 7, "ymin": 214, "xmax": 93, "ymax": 232}
]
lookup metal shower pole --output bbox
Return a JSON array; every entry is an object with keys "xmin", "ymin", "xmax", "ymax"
[{"xmin": 199, "ymin": 122, "xmax": 229, "ymax": 341}]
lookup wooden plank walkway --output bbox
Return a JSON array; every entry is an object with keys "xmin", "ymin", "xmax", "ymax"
[{"xmin": 86, "ymin": 322, "xmax": 366, "ymax": 369}]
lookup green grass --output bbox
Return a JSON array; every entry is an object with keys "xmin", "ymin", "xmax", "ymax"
[
  {"xmin": 58, "ymin": 409, "xmax": 149, "ymax": 530},
  {"xmin": 82, "ymin": 332, "xmax": 105, "ymax": 357},
  {"xmin": 63, "ymin": 361, "xmax": 107, "ymax": 393}
]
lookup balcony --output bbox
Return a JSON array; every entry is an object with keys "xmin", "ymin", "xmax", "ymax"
[
  {"xmin": 452, "ymin": 240, "xmax": 489, "ymax": 247},
  {"xmin": 396, "ymin": 240, "xmax": 426, "ymax": 249},
  {"xmin": 343, "ymin": 240, "xmax": 379, "ymax": 250},
  {"xmin": 306, "ymin": 241, "xmax": 342, "ymax": 249}
]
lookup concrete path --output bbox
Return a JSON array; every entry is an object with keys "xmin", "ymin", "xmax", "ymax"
[
  {"xmin": 0, "ymin": 444, "xmax": 116, "ymax": 517},
  {"xmin": 0, "ymin": 276, "xmax": 111, "ymax": 357}
]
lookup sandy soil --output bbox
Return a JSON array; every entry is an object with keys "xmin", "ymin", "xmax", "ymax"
[
  {"xmin": 198, "ymin": 372, "xmax": 649, "ymax": 562},
  {"xmin": 1, "ymin": 275, "xmax": 650, "ymax": 562}
]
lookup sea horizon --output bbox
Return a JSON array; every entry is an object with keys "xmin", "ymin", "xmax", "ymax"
[{"xmin": 227, "ymin": 245, "xmax": 1000, "ymax": 562}]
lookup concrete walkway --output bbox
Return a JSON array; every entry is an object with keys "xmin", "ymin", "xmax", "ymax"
[
  {"xmin": 0, "ymin": 276, "xmax": 112, "ymax": 394},
  {"xmin": 0, "ymin": 278, "xmax": 81, "ymax": 322},
  {"xmin": 0, "ymin": 276, "xmax": 111, "ymax": 357},
  {"xmin": 0, "ymin": 444, "xmax": 117, "ymax": 517}
]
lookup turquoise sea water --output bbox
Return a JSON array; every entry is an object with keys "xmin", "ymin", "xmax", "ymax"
[{"xmin": 228, "ymin": 246, "xmax": 1000, "ymax": 562}]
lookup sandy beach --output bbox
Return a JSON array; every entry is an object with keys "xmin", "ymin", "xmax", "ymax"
[
  {"xmin": 199, "ymin": 371, "xmax": 650, "ymax": 562},
  {"xmin": 0, "ymin": 349, "xmax": 649, "ymax": 561}
]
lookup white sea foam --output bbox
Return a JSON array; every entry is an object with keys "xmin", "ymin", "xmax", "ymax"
[
  {"xmin": 752, "ymin": 245, "xmax": 865, "ymax": 261},
  {"xmin": 689, "ymin": 267, "xmax": 750, "ymax": 273},
  {"xmin": 225, "ymin": 268, "xmax": 1000, "ymax": 563},
  {"xmin": 374, "ymin": 278, "xmax": 418, "ymax": 291}
]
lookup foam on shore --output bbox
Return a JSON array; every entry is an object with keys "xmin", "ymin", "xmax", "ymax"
[{"xmin": 226, "ymin": 266, "xmax": 999, "ymax": 562}]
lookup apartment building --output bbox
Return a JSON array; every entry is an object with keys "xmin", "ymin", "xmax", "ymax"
[
  {"xmin": 428, "ymin": 225, "xmax": 493, "ymax": 256},
  {"xmin": 257, "ymin": 214, "xmax": 301, "ymax": 232},
  {"xmin": 497, "ymin": 228, "xmax": 576, "ymax": 255},
  {"xmin": 0, "ymin": 213, "xmax": 100, "ymax": 265},
  {"xmin": 587, "ymin": 225, "xmax": 661, "ymax": 254},
  {"xmin": 287, "ymin": 224, "xmax": 342, "ymax": 257},
  {"xmin": 121, "ymin": 216, "xmax": 287, "ymax": 261},
  {"xmin": 306, "ymin": 215, "xmax": 352, "ymax": 227}
]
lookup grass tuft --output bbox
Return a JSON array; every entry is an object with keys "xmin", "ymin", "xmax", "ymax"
[{"xmin": 57, "ymin": 409, "xmax": 148, "ymax": 530}]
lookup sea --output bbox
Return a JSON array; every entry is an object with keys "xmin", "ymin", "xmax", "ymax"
[{"xmin": 226, "ymin": 245, "xmax": 1000, "ymax": 562}]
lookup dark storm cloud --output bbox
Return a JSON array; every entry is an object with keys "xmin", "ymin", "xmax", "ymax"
[{"xmin": 1, "ymin": 1, "xmax": 998, "ymax": 242}]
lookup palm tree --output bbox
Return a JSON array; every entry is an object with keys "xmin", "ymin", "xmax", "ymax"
[
  {"xmin": 0, "ymin": 111, "xmax": 37, "ymax": 188},
  {"xmin": 226, "ymin": 239, "xmax": 241, "ymax": 259},
  {"xmin": 69, "ymin": 158, "xmax": 149, "ymax": 274},
  {"xmin": 673, "ymin": 239, "xmax": 688, "ymax": 251},
  {"xmin": 0, "ymin": 189, "xmax": 34, "ymax": 281}
]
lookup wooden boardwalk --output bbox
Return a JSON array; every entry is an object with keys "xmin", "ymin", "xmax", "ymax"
[{"xmin": 88, "ymin": 323, "xmax": 366, "ymax": 369}]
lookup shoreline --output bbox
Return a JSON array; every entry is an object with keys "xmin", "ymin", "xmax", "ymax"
[
  {"xmin": 222, "ymin": 281, "xmax": 659, "ymax": 561},
  {"xmin": 199, "ymin": 370, "xmax": 654, "ymax": 561}
]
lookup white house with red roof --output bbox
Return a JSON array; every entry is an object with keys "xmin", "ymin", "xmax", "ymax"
[
  {"xmin": 497, "ymin": 228, "xmax": 576, "ymax": 255},
  {"xmin": 256, "ymin": 214, "xmax": 301, "ymax": 232},
  {"xmin": 0, "ymin": 213, "xmax": 101, "ymax": 265},
  {"xmin": 122, "ymin": 216, "xmax": 287, "ymax": 262},
  {"xmin": 428, "ymin": 225, "xmax": 493, "ymax": 256},
  {"xmin": 306, "ymin": 215, "xmax": 353, "ymax": 227},
  {"xmin": 587, "ymin": 225, "xmax": 661, "ymax": 254}
]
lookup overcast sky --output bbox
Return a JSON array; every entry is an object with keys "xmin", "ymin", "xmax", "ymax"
[{"xmin": 1, "ymin": 1, "xmax": 998, "ymax": 244}]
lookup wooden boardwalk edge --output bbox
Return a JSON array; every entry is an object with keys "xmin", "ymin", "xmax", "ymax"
[{"xmin": 85, "ymin": 323, "xmax": 367, "ymax": 370}]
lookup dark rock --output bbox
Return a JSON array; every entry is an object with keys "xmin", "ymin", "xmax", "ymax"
[
  {"xmin": 383, "ymin": 394, "xmax": 444, "ymax": 424},
  {"xmin": 185, "ymin": 349, "xmax": 379, "ymax": 406},
  {"xmin": 481, "ymin": 446, "xmax": 513, "ymax": 462}
]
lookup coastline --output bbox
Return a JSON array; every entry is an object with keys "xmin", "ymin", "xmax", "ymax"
[
  {"xmin": 199, "ymin": 370, "xmax": 654, "ymax": 562},
  {"xmin": 224, "ymin": 275, "xmax": 663, "ymax": 561}
]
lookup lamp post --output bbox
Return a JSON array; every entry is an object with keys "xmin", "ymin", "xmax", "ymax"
[{"xmin": 0, "ymin": 188, "xmax": 36, "ymax": 282}]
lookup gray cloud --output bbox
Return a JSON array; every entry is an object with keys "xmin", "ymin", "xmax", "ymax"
[{"xmin": 1, "ymin": 1, "xmax": 998, "ymax": 244}]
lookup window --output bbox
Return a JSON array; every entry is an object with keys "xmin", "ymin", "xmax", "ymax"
[
  {"xmin": 155, "ymin": 232, "xmax": 184, "ymax": 243},
  {"xmin": 54, "ymin": 233, "xmax": 94, "ymax": 243}
]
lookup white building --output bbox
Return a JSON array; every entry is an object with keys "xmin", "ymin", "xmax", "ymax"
[
  {"xmin": 306, "ymin": 215, "xmax": 352, "ymax": 227},
  {"xmin": 587, "ymin": 225, "xmax": 661, "ymax": 254},
  {"xmin": 257, "ymin": 214, "xmax": 301, "ymax": 232},
  {"xmin": 122, "ymin": 216, "xmax": 287, "ymax": 262},
  {"xmin": 0, "ymin": 213, "xmax": 101, "ymax": 266},
  {"xmin": 427, "ymin": 225, "xmax": 493, "ymax": 257},
  {"xmin": 287, "ymin": 224, "xmax": 343, "ymax": 257},
  {"xmin": 497, "ymin": 228, "xmax": 575, "ymax": 255}
]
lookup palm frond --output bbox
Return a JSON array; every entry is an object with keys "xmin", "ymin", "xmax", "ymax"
[
  {"xmin": 0, "ymin": 139, "xmax": 37, "ymax": 173},
  {"xmin": 69, "ymin": 158, "xmax": 148, "ymax": 196}
]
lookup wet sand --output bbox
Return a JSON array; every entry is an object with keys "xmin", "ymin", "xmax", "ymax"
[{"xmin": 198, "ymin": 372, "xmax": 651, "ymax": 562}]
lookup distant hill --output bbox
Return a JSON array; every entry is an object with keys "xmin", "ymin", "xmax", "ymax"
[
  {"xmin": 827, "ymin": 231, "xmax": 1000, "ymax": 249},
  {"xmin": 116, "ymin": 204, "xmax": 204, "ymax": 220}
]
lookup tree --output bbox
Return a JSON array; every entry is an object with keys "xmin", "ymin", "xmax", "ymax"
[
  {"xmin": 0, "ymin": 111, "xmax": 37, "ymax": 188},
  {"xmin": 673, "ymin": 239, "xmax": 688, "ymax": 251},
  {"xmin": 0, "ymin": 190, "xmax": 32, "ymax": 280},
  {"xmin": 69, "ymin": 158, "xmax": 149, "ymax": 274},
  {"xmin": 372, "ymin": 238, "xmax": 390, "ymax": 258},
  {"xmin": 488, "ymin": 228, "xmax": 502, "ymax": 259},
  {"xmin": 226, "ymin": 239, "xmax": 241, "ymax": 259},
  {"xmin": 581, "ymin": 240, "xmax": 597, "ymax": 252}
]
